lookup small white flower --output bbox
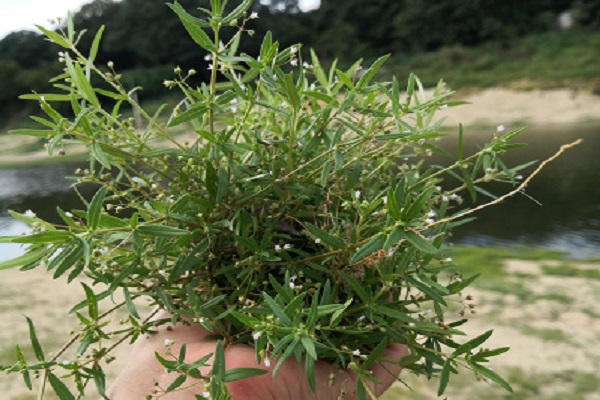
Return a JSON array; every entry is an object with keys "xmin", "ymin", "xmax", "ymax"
[
  {"xmin": 202, "ymin": 390, "xmax": 211, "ymax": 399},
  {"xmin": 198, "ymin": 317, "xmax": 205, "ymax": 324},
  {"xmin": 456, "ymin": 277, "xmax": 463, "ymax": 282},
  {"xmin": 159, "ymin": 270, "xmax": 166, "ymax": 276},
  {"xmin": 290, "ymin": 59, "xmax": 298, "ymax": 67},
  {"xmin": 314, "ymin": 238, "xmax": 321, "ymax": 244},
  {"xmin": 352, "ymin": 349, "xmax": 361, "ymax": 356},
  {"xmin": 24, "ymin": 210, "xmax": 36, "ymax": 218},
  {"xmin": 382, "ymin": 196, "xmax": 388, "ymax": 204},
  {"xmin": 291, "ymin": 46, "xmax": 298, "ymax": 54},
  {"xmin": 65, "ymin": 211, "xmax": 73, "ymax": 218},
  {"xmin": 354, "ymin": 190, "xmax": 361, "ymax": 199},
  {"xmin": 496, "ymin": 124, "xmax": 505, "ymax": 133},
  {"xmin": 252, "ymin": 332, "xmax": 261, "ymax": 340},
  {"xmin": 207, "ymin": 63, "xmax": 214, "ymax": 70},
  {"xmin": 444, "ymin": 257, "xmax": 453, "ymax": 263},
  {"xmin": 303, "ymin": 61, "xmax": 310, "ymax": 69},
  {"xmin": 283, "ymin": 243, "xmax": 293, "ymax": 250},
  {"xmin": 427, "ymin": 210, "xmax": 436, "ymax": 218},
  {"xmin": 516, "ymin": 175, "xmax": 523, "ymax": 180},
  {"xmin": 439, "ymin": 104, "xmax": 449, "ymax": 110},
  {"xmin": 442, "ymin": 195, "xmax": 449, "ymax": 202},
  {"xmin": 290, "ymin": 275, "xmax": 297, "ymax": 282},
  {"xmin": 164, "ymin": 339, "xmax": 174, "ymax": 346},
  {"xmin": 289, "ymin": 282, "xmax": 296, "ymax": 289},
  {"xmin": 275, "ymin": 244, "xmax": 282, "ymax": 252},
  {"xmin": 264, "ymin": 358, "xmax": 271, "ymax": 367},
  {"xmin": 435, "ymin": 186, "xmax": 442, "ymax": 191},
  {"xmin": 357, "ymin": 315, "xmax": 366, "ymax": 322},
  {"xmin": 425, "ymin": 218, "xmax": 435, "ymax": 224},
  {"xmin": 204, "ymin": 54, "xmax": 212, "ymax": 61},
  {"xmin": 450, "ymin": 193, "xmax": 459, "ymax": 200},
  {"xmin": 249, "ymin": 11, "xmax": 259, "ymax": 19},
  {"xmin": 309, "ymin": 82, "xmax": 316, "ymax": 91}
]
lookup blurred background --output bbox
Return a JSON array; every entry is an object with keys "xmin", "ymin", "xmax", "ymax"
[{"xmin": 0, "ymin": 0, "xmax": 598, "ymax": 399}]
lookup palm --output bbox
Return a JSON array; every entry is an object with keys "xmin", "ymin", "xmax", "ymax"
[{"xmin": 108, "ymin": 311, "xmax": 408, "ymax": 399}]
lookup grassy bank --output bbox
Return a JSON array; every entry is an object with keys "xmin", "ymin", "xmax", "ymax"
[{"xmin": 387, "ymin": 30, "xmax": 600, "ymax": 90}]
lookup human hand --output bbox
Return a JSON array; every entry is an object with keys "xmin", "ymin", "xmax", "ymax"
[{"xmin": 108, "ymin": 310, "xmax": 408, "ymax": 400}]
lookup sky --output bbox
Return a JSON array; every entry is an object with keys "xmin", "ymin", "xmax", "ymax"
[{"xmin": 0, "ymin": 0, "xmax": 321, "ymax": 39}]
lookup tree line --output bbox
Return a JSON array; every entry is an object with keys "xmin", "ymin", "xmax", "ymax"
[{"xmin": 1, "ymin": 0, "xmax": 597, "ymax": 126}]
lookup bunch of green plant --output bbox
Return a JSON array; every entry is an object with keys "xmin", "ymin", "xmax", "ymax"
[{"xmin": 0, "ymin": 1, "xmax": 579, "ymax": 399}]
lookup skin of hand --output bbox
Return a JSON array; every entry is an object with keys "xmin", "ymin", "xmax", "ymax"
[{"xmin": 107, "ymin": 310, "xmax": 409, "ymax": 400}]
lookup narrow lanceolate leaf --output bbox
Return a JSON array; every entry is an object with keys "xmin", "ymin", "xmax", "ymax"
[
  {"xmin": 82, "ymin": 283, "xmax": 99, "ymax": 320},
  {"xmin": 469, "ymin": 361, "xmax": 513, "ymax": 392},
  {"xmin": 36, "ymin": 25, "xmax": 71, "ymax": 48},
  {"xmin": 438, "ymin": 359, "xmax": 451, "ymax": 396},
  {"xmin": 11, "ymin": 231, "xmax": 73, "ymax": 244},
  {"xmin": 167, "ymin": 3, "xmax": 216, "ymax": 52},
  {"xmin": 304, "ymin": 222, "xmax": 345, "ymax": 250},
  {"xmin": 89, "ymin": 25, "xmax": 105, "ymax": 63},
  {"xmin": 223, "ymin": 368, "xmax": 268, "ymax": 383},
  {"xmin": 0, "ymin": 248, "xmax": 46, "ymax": 270},
  {"xmin": 137, "ymin": 225, "xmax": 190, "ymax": 237},
  {"xmin": 25, "ymin": 317, "xmax": 44, "ymax": 361},
  {"xmin": 167, "ymin": 104, "xmax": 209, "ymax": 127},
  {"xmin": 87, "ymin": 186, "xmax": 108, "ymax": 230},
  {"xmin": 15, "ymin": 346, "xmax": 32, "ymax": 390},
  {"xmin": 452, "ymin": 330, "xmax": 494, "ymax": 357},
  {"xmin": 262, "ymin": 293, "xmax": 293, "ymax": 326},
  {"xmin": 48, "ymin": 372, "xmax": 76, "ymax": 400},
  {"xmin": 350, "ymin": 234, "xmax": 385, "ymax": 264},
  {"xmin": 91, "ymin": 143, "xmax": 112, "ymax": 170},
  {"xmin": 405, "ymin": 230, "xmax": 440, "ymax": 255},
  {"xmin": 356, "ymin": 54, "xmax": 390, "ymax": 90},
  {"xmin": 222, "ymin": 0, "xmax": 252, "ymax": 25},
  {"xmin": 167, "ymin": 374, "xmax": 187, "ymax": 392}
]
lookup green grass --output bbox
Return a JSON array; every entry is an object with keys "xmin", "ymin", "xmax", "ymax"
[
  {"xmin": 386, "ymin": 30, "xmax": 600, "ymax": 90},
  {"xmin": 447, "ymin": 246, "xmax": 566, "ymax": 284},
  {"xmin": 541, "ymin": 264, "xmax": 600, "ymax": 280}
]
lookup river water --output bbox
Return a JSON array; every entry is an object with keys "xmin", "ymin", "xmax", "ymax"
[{"xmin": 0, "ymin": 124, "xmax": 598, "ymax": 261}]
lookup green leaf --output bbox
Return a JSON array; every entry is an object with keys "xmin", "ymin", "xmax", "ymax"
[
  {"xmin": 350, "ymin": 234, "xmax": 385, "ymax": 264},
  {"xmin": 453, "ymin": 330, "xmax": 494, "ymax": 357},
  {"xmin": 167, "ymin": 374, "xmax": 187, "ymax": 392},
  {"xmin": 48, "ymin": 372, "xmax": 76, "ymax": 400},
  {"xmin": 168, "ymin": 103, "xmax": 209, "ymax": 127},
  {"xmin": 470, "ymin": 362, "xmax": 513, "ymax": 392},
  {"xmin": 25, "ymin": 317, "xmax": 44, "ymax": 362},
  {"xmin": 438, "ymin": 359, "xmax": 451, "ymax": 396},
  {"xmin": 304, "ymin": 222, "xmax": 345, "ymax": 250},
  {"xmin": 137, "ymin": 225, "xmax": 190, "ymax": 237},
  {"xmin": 87, "ymin": 186, "xmax": 107, "ymax": 230},
  {"xmin": 373, "ymin": 305, "xmax": 419, "ymax": 324},
  {"xmin": 123, "ymin": 287, "xmax": 140, "ymax": 319},
  {"xmin": 167, "ymin": 3, "xmax": 216, "ymax": 52},
  {"xmin": 384, "ymin": 226, "xmax": 404, "ymax": 250},
  {"xmin": 339, "ymin": 270, "xmax": 369, "ymax": 303},
  {"xmin": 11, "ymin": 231, "xmax": 73, "ymax": 244},
  {"xmin": 0, "ymin": 248, "xmax": 46, "ymax": 270},
  {"xmin": 223, "ymin": 368, "xmax": 268, "ymax": 382},
  {"xmin": 262, "ymin": 293, "xmax": 293, "ymax": 326},
  {"xmin": 335, "ymin": 69, "xmax": 355, "ymax": 89},
  {"xmin": 356, "ymin": 54, "xmax": 390, "ymax": 90},
  {"xmin": 36, "ymin": 25, "xmax": 71, "ymax": 48},
  {"xmin": 222, "ymin": 0, "xmax": 252, "ymax": 24},
  {"xmin": 405, "ymin": 276, "xmax": 447, "ymax": 306},
  {"xmin": 301, "ymin": 334, "xmax": 317, "ymax": 360},
  {"xmin": 89, "ymin": 25, "xmax": 105, "ymax": 63},
  {"xmin": 91, "ymin": 143, "xmax": 112, "ymax": 170},
  {"xmin": 284, "ymin": 72, "xmax": 300, "ymax": 110},
  {"xmin": 15, "ymin": 346, "xmax": 32, "ymax": 390},
  {"xmin": 405, "ymin": 230, "xmax": 440, "ymax": 255},
  {"xmin": 82, "ymin": 283, "xmax": 99, "ymax": 320}
]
